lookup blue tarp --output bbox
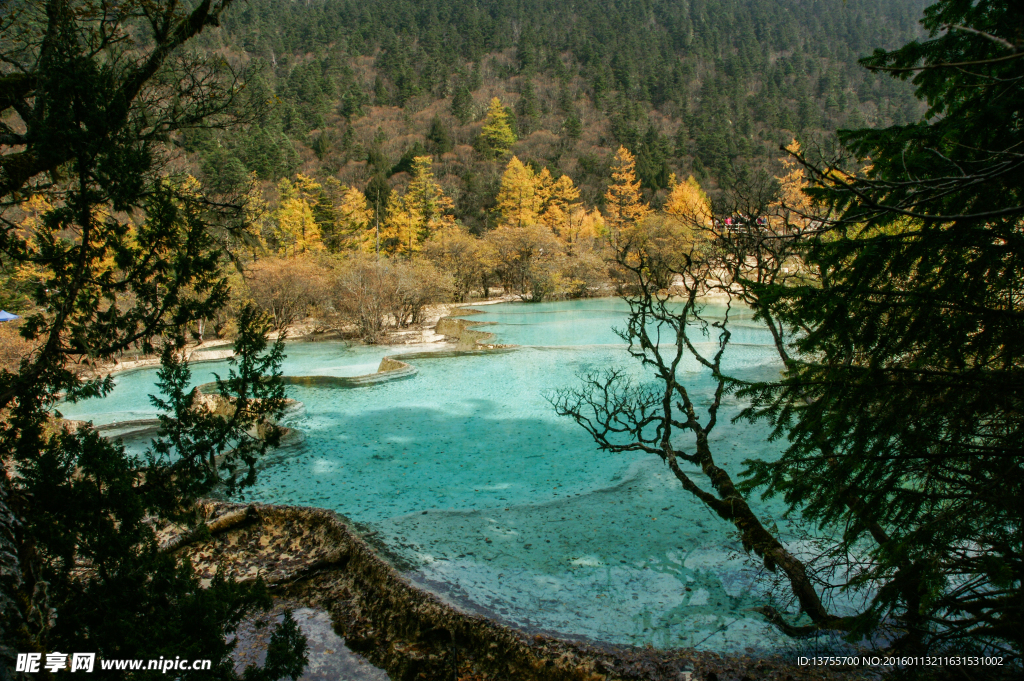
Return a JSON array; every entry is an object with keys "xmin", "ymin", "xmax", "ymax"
[{"xmin": 0, "ymin": 310, "xmax": 20, "ymax": 322}]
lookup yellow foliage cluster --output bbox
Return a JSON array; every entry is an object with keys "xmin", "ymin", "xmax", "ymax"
[
  {"xmin": 604, "ymin": 147, "xmax": 651, "ymax": 246},
  {"xmin": 495, "ymin": 156, "xmax": 602, "ymax": 252},
  {"xmin": 267, "ymin": 174, "xmax": 372, "ymax": 256},
  {"xmin": 480, "ymin": 97, "xmax": 517, "ymax": 158},
  {"xmin": 665, "ymin": 173, "xmax": 712, "ymax": 229},
  {"xmin": 234, "ymin": 141, "xmax": 837, "ymax": 304},
  {"xmin": 774, "ymin": 140, "xmax": 815, "ymax": 230},
  {"xmin": 382, "ymin": 156, "xmax": 456, "ymax": 256}
]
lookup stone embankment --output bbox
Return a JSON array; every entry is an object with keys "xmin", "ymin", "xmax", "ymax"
[{"xmin": 164, "ymin": 502, "xmax": 866, "ymax": 681}]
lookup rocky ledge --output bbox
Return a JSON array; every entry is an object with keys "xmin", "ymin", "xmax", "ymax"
[{"xmin": 166, "ymin": 502, "xmax": 869, "ymax": 681}]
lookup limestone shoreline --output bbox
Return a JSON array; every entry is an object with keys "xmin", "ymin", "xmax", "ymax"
[
  {"xmin": 80, "ymin": 298, "xmax": 514, "ymax": 379},
  {"xmin": 169, "ymin": 501, "xmax": 867, "ymax": 681}
]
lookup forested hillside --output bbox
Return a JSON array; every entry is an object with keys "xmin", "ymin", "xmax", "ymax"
[{"xmin": 186, "ymin": 0, "xmax": 926, "ymax": 229}]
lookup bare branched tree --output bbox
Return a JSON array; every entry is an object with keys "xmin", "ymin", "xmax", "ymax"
[{"xmin": 551, "ymin": 185, "xmax": 865, "ymax": 636}]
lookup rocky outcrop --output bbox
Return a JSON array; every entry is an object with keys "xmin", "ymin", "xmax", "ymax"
[
  {"xmin": 190, "ymin": 387, "xmax": 237, "ymax": 418},
  {"xmin": 377, "ymin": 357, "xmax": 410, "ymax": 373},
  {"xmin": 435, "ymin": 316, "xmax": 500, "ymax": 350}
]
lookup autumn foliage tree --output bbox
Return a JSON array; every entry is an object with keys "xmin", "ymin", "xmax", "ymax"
[
  {"xmin": 423, "ymin": 226, "xmax": 491, "ymax": 302},
  {"xmin": 243, "ymin": 256, "xmax": 332, "ymax": 331},
  {"xmin": 604, "ymin": 146, "xmax": 651, "ymax": 247},
  {"xmin": 272, "ymin": 177, "xmax": 324, "ymax": 255},
  {"xmin": 495, "ymin": 157, "xmax": 545, "ymax": 228},
  {"xmin": 665, "ymin": 174, "xmax": 713, "ymax": 230},
  {"xmin": 382, "ymin": 156, "xmax": 455, "ymax": 256}
]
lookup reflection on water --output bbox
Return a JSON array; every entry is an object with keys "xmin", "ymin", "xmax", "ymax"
[{"xmin": 61, "ymin": 299, "xmax": 815, "ymax": 652}]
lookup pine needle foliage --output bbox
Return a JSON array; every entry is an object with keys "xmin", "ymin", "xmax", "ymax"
[
  {"xmin": 741, "ymin": 0, "xmax": 1024, "ymax": 657},
  {"xmin": 0, "ymin": 2, "xmax": 308, "ymax": 677}
]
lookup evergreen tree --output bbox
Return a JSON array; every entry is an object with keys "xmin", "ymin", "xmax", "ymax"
[
  {"xmin": 745, "ymin": 0, "xmax": 1024, "ymax": 653},
  {"xmin": 516, "ymin": 80, "xmax": 541, "ymax": 135},
  {"xmin": 427, "ymin": 115, "xmax": 454, "ymax": 154},
  {"xmin": 0, "ymin": 2, "xmax": 307, "ymax": 677},
  {"xmin": 364, "ymin": 173, "xmax": 392, "ymax": 234},
  {"xmin": 451, "ymin": 84, "xmax": 473, "ymax": 124},
  {"xmin": 478, "ymin": 97, "xmax": 517, "ymax": 159},
  {"xmin": 310, "ymin": 130, "xmax": 334, "ymax": 160},
  {"xmin": 564, "ymin": 112, "xmax": 583, "ymax": 140},
  {"xmin": 337, "ymin": 65, "xmax": 369, "ymax": 120},
  {"xmin": 314, "ymin": 178, "xmax": 373, "ymax": 252}
]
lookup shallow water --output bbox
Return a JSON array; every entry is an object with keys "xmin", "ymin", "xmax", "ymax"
[{"xmin": 61, "ymin": 299, "xmax": 825, "ymax": 653}]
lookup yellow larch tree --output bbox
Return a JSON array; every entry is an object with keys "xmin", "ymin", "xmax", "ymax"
[
  {"xmin": 480, "ymin": 97, "xmax": 517, "ymax": 158},
  {"xmin": 496, "ymin": 158, "xmax": 583, "ymax": 242},
  {"xmin": 382, "ymin": 157, "xmax": 456, "ymax": 257},
  {"xmin": 292, "ymin": 173, "xmax": 323, "ymax": 205},
  {"xmin": 273, "ymin": 178, "xmax": 323, "ymax": 256},
  {"xmin": 496, "ymin": 156, "xmax": 544, "ymax": 228},
  {"xmin": 604, "ymin": 146, "xmax": 650, "ymax": 246},
  {"xmin": 241, "ymin": 173, "xmax": 273, "ymax": 257},
  {"xmin": 405, "ymin": 156, "xmax": 455, "ymax": 244},
  {"xmin": 3, "ymin": 195, "xmax": 52, "ymax": 308},
  {"xmin": 382, "ymin": 192, "xmax": 421, "ymax": 256},
  {"xmin": 335, "ymin": 185, "xmax": 373, "ymax": 250},
  {"xmin": 313, "ymin": 177, "xmax": 372, "ymax": 251},
  {"xmin": 540, "ymin": 173, "xmax": 582, "ymax": 240},
  {"xmin": 664, "ymin": 173, "xmax": 713, "ymax": 233},
  {"xmin": 774, "ymin": 139, "xmax": 816, "ymax": 232},
  {"xmin": 561, "ymin": 207, "xmax": 604, "ymax": 255}
]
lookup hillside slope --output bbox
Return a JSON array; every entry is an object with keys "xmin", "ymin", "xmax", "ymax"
[{"xmin": 187, "ymin": 0, "xmax": 927, "ymax": 228}]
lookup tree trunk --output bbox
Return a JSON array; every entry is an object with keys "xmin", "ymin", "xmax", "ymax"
[{"xmin": 0, "ymin": 475, "xmax": 26, "ymax": 680}]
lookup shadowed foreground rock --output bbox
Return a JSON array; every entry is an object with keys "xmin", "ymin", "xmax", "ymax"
[{"xmin": 167, "ymin": 502, "xmax": 874, "ymax": 681}]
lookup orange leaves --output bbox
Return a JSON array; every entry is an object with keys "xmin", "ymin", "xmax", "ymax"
[
  {"xmin": 496, "ymin": 156, "xmax": 582, "ymax": 247},
  {"xmin": 604, "ymin": 146, "xmax": 650, "ymax": 246}
]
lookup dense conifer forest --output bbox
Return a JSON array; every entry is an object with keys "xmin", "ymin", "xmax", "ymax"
[{"xmin": 185, "ymin": 0, "xmax": 926, "ymax": 227}]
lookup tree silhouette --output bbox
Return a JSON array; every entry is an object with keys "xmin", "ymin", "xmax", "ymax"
[{"xmin": 0, "ymin": 3, "xmax": 307, "ymax": 677}]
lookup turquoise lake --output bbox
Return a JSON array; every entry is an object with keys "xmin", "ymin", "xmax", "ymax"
[{"xmin": 60, "ymin": 299, "xmax": 828, "ymax": 653}]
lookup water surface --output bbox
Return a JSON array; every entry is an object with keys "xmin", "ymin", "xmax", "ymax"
[{"xmin": 62, "ymin": 299, "xmax": 817, "ymax": 652}]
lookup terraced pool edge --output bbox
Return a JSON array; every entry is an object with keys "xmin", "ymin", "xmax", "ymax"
[
  {"xmin": 194, "ymin": 308, "xmax": 514, "ymax": 393},
  {"xmin": 175, "ymin": 501, "xmax": 866, "ymax": 681}
]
